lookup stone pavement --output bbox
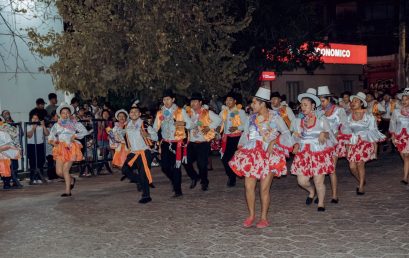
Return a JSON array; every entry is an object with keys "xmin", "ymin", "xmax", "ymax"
[{"xmin": 1, "ymin": 152, "xmax": 409, "ymax": 258}]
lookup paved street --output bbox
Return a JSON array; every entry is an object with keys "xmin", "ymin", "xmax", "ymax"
[{"xmin": 1, "ymin": 152, "xmax": 409, "ymax": 258}]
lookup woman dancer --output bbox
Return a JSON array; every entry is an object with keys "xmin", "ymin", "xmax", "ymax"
[
  {"xmin": 389, "ymin": 88, "xmax": 409, "ymax": 184},
  {"xmin": 291, "ymin": 88, "xmax": 337, "ymax": 212},
  {"xmin": 48, "ymin": 103, "xmax": 88, "ymax": 197},
  {"xmin": 111, "ymin": 109, "xmax": 129, "ymax": 168},
  {"xmin": 347, "ymin": 92, "xmax": 386, "ymax": 195},
  {"xmin": 229, "ymin": 87, "xmax": 293, "ymax": 228},
  {"xmin": 317, "ymin": 86, "xmax": 351, "ymax": 203}
]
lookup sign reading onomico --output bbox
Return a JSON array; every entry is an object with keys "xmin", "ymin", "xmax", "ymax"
[{"xmin": 315, "ymin": 43, "xmax": 367, "ymax": 65}]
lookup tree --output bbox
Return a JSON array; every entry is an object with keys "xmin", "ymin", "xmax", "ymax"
[{"xmin": 28, "ymin": 0, "xmax": 253, "ymax": 100}]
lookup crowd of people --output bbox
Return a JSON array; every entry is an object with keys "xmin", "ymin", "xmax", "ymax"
[{"xmin": 0, "ymin": 86, "xmax": 408, "ymax": 229}]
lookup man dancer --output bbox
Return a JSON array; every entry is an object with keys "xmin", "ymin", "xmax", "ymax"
[
  {"xmin": 270, "ymin": 92, "xmax": 295, "ymax": 129},
  {"xmin": 153, "ymin": 89, "xmax": 192, "ymax": 197},
  {"xmin": 121, "ymin": 106, "xmax": 158, "ymax": 204},
  {"xmin": 219, "ymin": 92, "xmax": 247, "ymax": 187},
  {"xmin": 185, "ymin": 92, "xmax": 222, "ymax": 191}
]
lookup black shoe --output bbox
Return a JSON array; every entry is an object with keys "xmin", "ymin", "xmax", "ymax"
[
  {"xmin": 306, "ymin": 197, "xmax": 314, "ymax": 205},
  {"xmin": 120, "ymin": 175, "xmax": 127, "ymax": 181},
  {"xmin": 139, "ymin": 197, "xmax": 152, "ymax": 204},
  {"xmin": 356, "ymin": 187, "xmax": 365, "ymax": 195},
  {"xmin": 11, "ymin": 184, "xmax": 23, "ymax": 189},
  {"xmin": 70, "ymin": 178, "xmax": 76, "ymax": 190},
  {"xmin": 190, "ymin": 179, "xmax": 198, "ymax": 189},
  {"xmin": 317, "ymin": 207, "xmax": 325, "ymax": 212},
  {"xmin": 401, "ymin": 180, "xmax": 408, "ymax": 185},
  {"xmin": 331, "ymin": 198, "xmax": 339, "ymax": 204},
  {"xmin": 201, "ymin": 184, "xmax": 208, "ymax": 191},
  {"xmin": 314, "ymin": 197, "xmax": 319, "ymax": 204},
  {"xmin": 173, "ymin": 193, "xmax": 183, "ymax": 198},
  {"xmin": 149, "ymin": 183, "xmax": 156, "ymax": 188},
  {"xmin": 61, "ymin": 193, "xmax": 72, "ymax": 197},
  {"xmin": 29, "ymin": 180, "xmax": 35, "ymax": 185}
]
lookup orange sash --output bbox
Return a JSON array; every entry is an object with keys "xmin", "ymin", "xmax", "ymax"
[
  {"xmin": 156, "ymin": 107, "xmax": 186, "ymax": 140},
  {"xmin": 372, "ymin": 101, "xmax": 382, "ymax": 123},
  {"xmin": 127, "ymin": 150, "xmax": 152, "ymax": 184},
  {"xmin": 186, "ymin": 107, "xmax": 215, "ymax": 142},
  {"xmin": 220, "ymin": 105, "xmax": 242, "ymax": 134},
  {"xmin": 279, "ymin": 107, "xmax": 291, "ymax": 128}
]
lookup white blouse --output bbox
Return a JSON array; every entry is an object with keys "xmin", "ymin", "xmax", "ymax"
[
  {"xmin": 320, "ymin": 106, "xmax": 351, "ymax": 136},
  {"xmin": 292, "ymin": 114, "xmax": 337, "ymax": 153},
  {"xmin": 389, "ymin": 109, "xmax": 409, "ymax": 136},
  {"xmin": 48, "ymin": 120, "xmax": 88, "ymax": 144},
  {"xmin": 347, "ymin": 113, "xmax": 386, "ymax": 144}
]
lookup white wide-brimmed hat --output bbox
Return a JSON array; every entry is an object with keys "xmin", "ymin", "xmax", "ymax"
[
  {"xmin": 254, "ymin": 87, "xmax": 271, "ymax": 102},
  {"xmin": 115, "ymin": 109, "xmax": 129, "ymax": 120},
  {"xmin": 350, "ymin": 92, "xmax": 368, "ymax": 108},
  {"xmin": 317, "ymin": 86, "xmax": 333, "ymax": 97},
  {"xmin": 401, "ymin": 88, "xmax": 409, "ymax": 97},
  {"xmin": 56, "ymin": 103, "xmax": 75, "ymax": 117},
  {"xmin": 298, "ymin": 88, "xmax": 321, "ymax": 107}
]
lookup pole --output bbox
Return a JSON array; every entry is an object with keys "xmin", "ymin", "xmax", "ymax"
[{"xmin": 398, "ymin": 0, "xmax": 407, "ymax": 89}]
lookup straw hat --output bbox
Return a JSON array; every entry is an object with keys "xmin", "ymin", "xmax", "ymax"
[
  {"xmin": 317, "ymin": 86, "xmax": 333, "ymax": 97},
  {"xmin": 254, "ymin": 87, "xmax": 271, "ymax": 102}
]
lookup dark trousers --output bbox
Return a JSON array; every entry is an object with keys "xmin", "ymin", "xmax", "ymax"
[
  {"xmin": 184, "ymin": 142, "xmax": 210, "ymax": 186},
  {"xmin": 10, "ymin": 160, "xmax": 22, "ymax": 186},
  {"xmin": 27, "ymin": 143, "xmax": 45, "ymax": 181},
  {"xmin": 161, "ymin": 142, "xmax": 183, "ymax": 194},
  {"xmin": 221, "ymin": 136, "xmax": 240, "ymax": 183},
  {"xmin": 121, "ymin": 150, "xmax": 152, "ymax": 199}
]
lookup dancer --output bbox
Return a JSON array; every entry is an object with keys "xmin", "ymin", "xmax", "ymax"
[
  {"xmin": 219, "ymin": 92, "xmax": 247, "ymax": 187},
  {"xmin": 317, "ymin": 86, "xmax": 351, "ymax": 203},
  {"xmin": 111, "ymin": 109, "xmax": 129, "ymax": 168},
  {"xmin": 121, "ymin": 106, "xmax": 158, "ymax": 204},
  {"xmin": 390, "ymin": 88, "xmax": 409, "ymax": 184},
  {"xmin": 347, "ymin": 92, "xmax": 386, "ymax": 195},
  {"xmin": 153, "ymin": 89, "xmax": 192, "ymax": 197},
  {"xmin": 229, "ymin": 87, "xmax": 293, "ymax": 228},
  {"xmin": 185, "ymin": 92, "xmax": 222, "ymax": 191},
  {"xmin": 270, "ymin": 91, "xmax": 295, "ymax": 129},
  {"xmin": 291, "ymin": 88, "xmax": 337, "ymax": 212},
  {"xmin": 48, "ymin": 103, "xmax": 88, "ymax": 197}
]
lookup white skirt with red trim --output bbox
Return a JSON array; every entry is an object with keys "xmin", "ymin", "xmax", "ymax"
[
  {"xmin": 229, "ymin": 141, "xmax": 287, "ymax": 180},
  {"xmin": 291, "ymin": 144, "xmax": 335, "ymax": 177}
]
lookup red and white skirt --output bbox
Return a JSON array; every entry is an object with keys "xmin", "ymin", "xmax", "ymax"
[
  {"xmin": 335, "ymin": 133, "xmax": 350, "ymax": 158},
  {"xmin": 229, "ymin": 141, "xmax": 287, "ymax": 179},
  {"xmin": 393, "ymin": 128, "xmax": 409, "ymax": 154},
  {"xmin": 347, "ymin": 138, "xmax": 376, "ymax": 163},
  {"xmin": 291, "ymin": 144, "xmax": 335, "ymax": 177}
]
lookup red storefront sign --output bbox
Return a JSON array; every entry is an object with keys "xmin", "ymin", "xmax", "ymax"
[
  {"xmin": 314, "ymin": 43, "xmax": 367, "ymax": 65},
  {"xmin": 259, "ymin": 71, "xmax": 276, "ymax": 81}
]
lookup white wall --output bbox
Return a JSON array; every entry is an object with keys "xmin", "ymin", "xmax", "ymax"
[{"xmin": 0, "ymin": 1, "xmax": 63, "ymax": 122}]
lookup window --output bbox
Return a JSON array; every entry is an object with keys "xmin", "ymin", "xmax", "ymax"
[
  {"xmin": 287, "ymin": 81, "xmax": 301, "ymax": 103},
  {"xmin": 364, "ymin": 3, "xmax": 395, "ymax": 20},
  {"xmin": 343, "ymin": 80, "xmax": 353, "ymax": 92}
]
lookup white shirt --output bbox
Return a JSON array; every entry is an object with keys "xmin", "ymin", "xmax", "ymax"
[
  {"xmin": 188, "ymin": 107, "xmax": 222, "ymax": 142},
  {"xmin": 125, "ymin": 119, "xmax": 158, "ymax": 152},
  {"xmin": 27, "ymin": 125, "xmax": 45, "ymax": 144},
  {"xmin": 218, "ymin": 106, "xmax": 247, "ymax": 135}
]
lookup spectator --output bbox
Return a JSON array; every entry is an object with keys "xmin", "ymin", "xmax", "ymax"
[
  {"xmin": 90, "ymin": 97, "xmax": 101, "ymax": 118},
  {"xmin": 26, "ymin": 113, "xmax": 49, "ymax": 185},
  {"xmin": 70, "ymin": 97, "xmax": 80, "ymax": 115},
  {"xmin": 45, "ymin": 93, "xmax": 58, "ymax": 117},
  {"xmin": 96, "ymin": 109, "xmax": 113, "ymax": 174},
  {"xmin": 1, "ymin": 110, "xmax": 14, "ymax": 123},
  {"xmin": 45, "ymin": 111, "xmax": 58, "ymax": 181},
  {"xmin": 29, "ymin": 98, "xmax": 48, "ymax": 121}
]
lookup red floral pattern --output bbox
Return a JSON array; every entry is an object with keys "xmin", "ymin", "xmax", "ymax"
[
  {"xmin": 393, "ymin": 128, "xmax": 409, "ymax": 153},
  {"xmin": 291, "ymin": 144, "xmax": 335, "ymax": 177},
  {"xmin": 229, "ymin": 141, "xmax": 287, "ymax": 179},
  {"xmin": 347, "ymin": 138, "xmax": 376, "ymax": 162},
  {"xmin": 335, "ymin": 133, "xmax": 351, "ymax": 158}
]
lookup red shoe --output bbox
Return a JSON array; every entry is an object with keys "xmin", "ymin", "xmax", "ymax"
[
  {"xmin": 243, "ymin": 217, "xmax": 255, "ymax": 228},
  {"xmin": 256, "ymin": 219, "xmax": 269, "ymax": 229}
]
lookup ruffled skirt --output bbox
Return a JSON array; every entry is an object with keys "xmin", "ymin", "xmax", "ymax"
[
  {"xmin": 53, "ymin": 142, "xmax": 84, "ymax": 162},
  {"xmin": 291, "ymin": 144, "xmax": 335, "ymax": 177},
  {"xmin": 335, "ymin": 133, "xmax": 350, "ymax": 158},
  {"xmin": 229, "ymin": 141, "xmax": 287, "ymax": 179},
  {"xmin": 112, "ymin": 143, "xmax": 129, "ymax": 168},
  {"xmin": 393, "ymin": 128, "xmax": 409, "ymax": 154},
  {"xmin": 0, "ymin": 159, "xmax": 11, "ymax": 177},
  {"xmin": 347, "ymin": 138, "xmax": 376, "ymax": 162}
]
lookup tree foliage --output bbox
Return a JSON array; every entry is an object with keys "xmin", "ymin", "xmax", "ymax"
[{"xmin": 28, "ymin": 0, "xmax": 253, "ymax": 99}]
